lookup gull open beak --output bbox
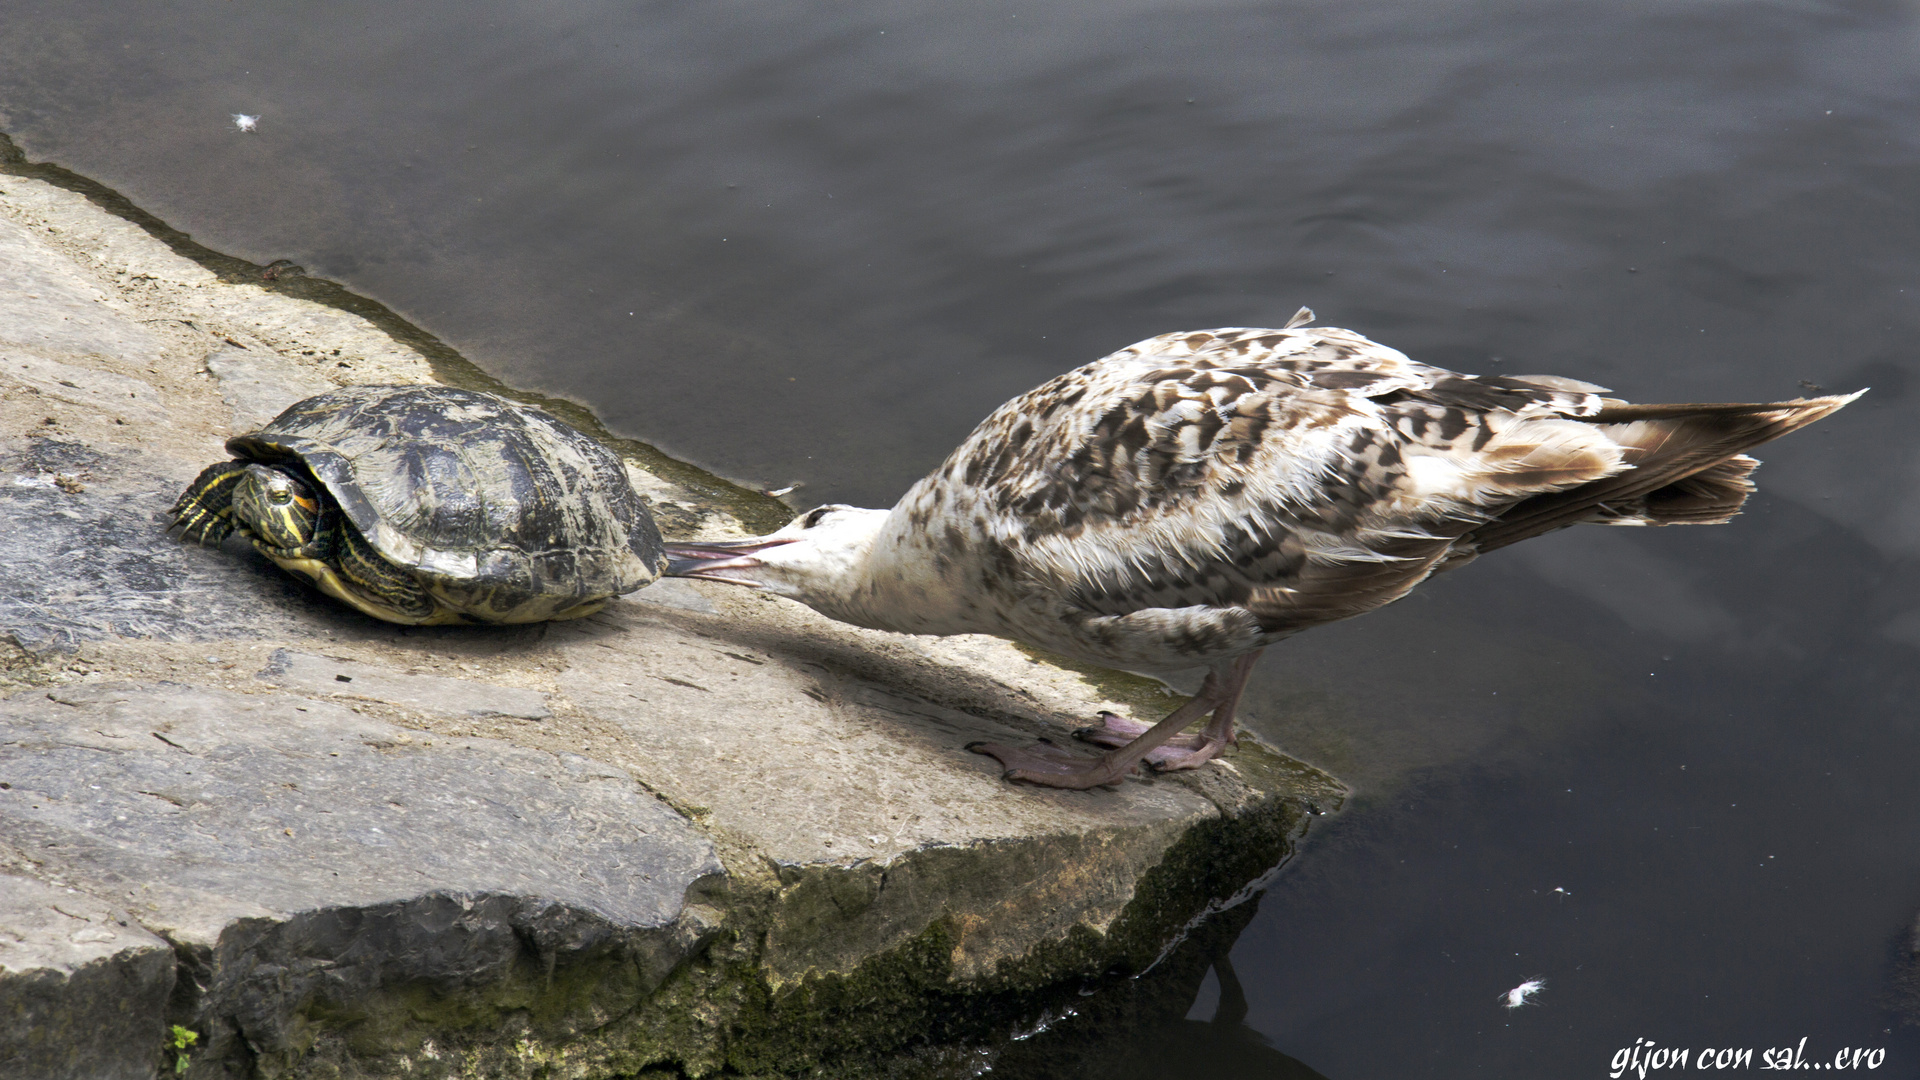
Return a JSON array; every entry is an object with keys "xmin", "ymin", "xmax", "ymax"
[{"xmin": 662, "ymin": 537, "xmax": 798, "ymax": 587}]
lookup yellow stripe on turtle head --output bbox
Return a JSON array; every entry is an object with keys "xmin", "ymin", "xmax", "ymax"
[{"xmin": 232, "ymin": 465, "xmax": 321, "ymax": 551}]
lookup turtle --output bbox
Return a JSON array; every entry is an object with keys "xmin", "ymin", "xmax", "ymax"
[{"xmin": 170, "ymin": 384, "xmax": 667, "ymax": 625}]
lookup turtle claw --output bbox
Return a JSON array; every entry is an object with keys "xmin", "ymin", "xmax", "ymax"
[{"xmin": 170, "ymin": 515, "xmax": 235, "ymax": 546}]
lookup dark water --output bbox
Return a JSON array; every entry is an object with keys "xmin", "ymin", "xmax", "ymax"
[{"xmin": 5, "ymin": 1, "xmax": 1920, "ymax": 1074}]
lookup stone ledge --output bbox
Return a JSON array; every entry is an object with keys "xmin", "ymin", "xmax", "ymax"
[
  {"xmin": 0, "ymin": 874, "xmax": 175, "ymax": 1080},
  {"xmin": 0, "ymin": 141, "xmax": 1345, "ymax": 1078}
]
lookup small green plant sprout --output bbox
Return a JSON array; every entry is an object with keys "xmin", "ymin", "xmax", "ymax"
[{"xmin": 167, "ymin": 1025, "xmax": 199, "ymax": 1075}]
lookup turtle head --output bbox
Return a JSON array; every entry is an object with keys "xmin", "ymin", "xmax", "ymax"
[{"xmin": 232, "ymin": 465, "xmax": 322, "ymax": 551}]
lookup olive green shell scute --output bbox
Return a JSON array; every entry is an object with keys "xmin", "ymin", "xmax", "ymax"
[{"xmin": 230, "ymin": 385, "xmax": 665, "ymax": 615}]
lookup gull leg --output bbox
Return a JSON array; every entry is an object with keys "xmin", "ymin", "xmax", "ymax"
[
  {"xmin": 1074, "ymin": 712, "xmax": 1210, "ymax": 767},
  {"xmin": 1076, "ymin": 711, "xmax": 1183, "ymax": 744},
  {"xmin": 968, "ymin": 693, "xmax": 1217, "ymax": 790},
  {"xmin": 1142, "ymin": 650, "xmax": 1260, "ymax": 772},
  {"xmin": 968, "ymin": 650, "xmax": 1263, "ymax": 789},
  {"xmin": 1072, "ymin": 650, "xmax": 1263, "ymax": 769}
]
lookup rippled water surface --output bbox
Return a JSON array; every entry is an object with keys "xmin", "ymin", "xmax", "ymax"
[{"xmin": 5, "ymin": 1, "xmax": 1920, "ymax": 1075}]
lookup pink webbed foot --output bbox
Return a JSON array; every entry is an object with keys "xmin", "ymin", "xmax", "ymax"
[
  {"xmin": 1073, "ymin": 712, "xmax": 1230, "ymax": 772},
  {"xmin": 1073, "ymin": 711, "xmax": 1162, "ymax": 746},
  {"xmin": 1134, "ymin": 735, "xmax": 1228, "ymax": 772},
  {"xmin": 965, "ymin": 738, "xmax": 1134, "ymax": 790},
  {"xmin": 969, "ymin": 650, "xmax": 1265, "ymax": 790}
]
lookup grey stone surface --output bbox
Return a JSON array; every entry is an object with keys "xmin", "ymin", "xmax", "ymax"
[
  {"xmin": 203, "ymin": 346, "xmax": 335, "ymax": 431},
  {"xmin": 256, "ymin": 648, "xmax": 552, "ymax": 720},
  {"xmin": 0, "ymin": 163, "xmax": 1345, "ymax": 1077},
  {"xmin": 0, "ymin": 682, "xmax": 718, "ymax": 940},
  {"xmin": 0, "ymin": 682, "xmax": 722, "ymax": 1073},
  {"xmin": 0, "ymin": 214, "xmax": 164, "ymax": 368},
  {"xmin": 0, "ymin": 875, "xmax": 175, "ymax": 1080},
  {"xmin": 2, "ymin": 347, "xmax": 169, "ymax": 424},
  {"xmin": 552, "ymin": 602, "xmax": 1226, "ymax": 981},
  {"xmin": 0, "ymin": 439, "xmax": 332, "ymax": 652},
  {"xmin": 623, "ymin": 575, "xmax": 716, "ymax": 614}
]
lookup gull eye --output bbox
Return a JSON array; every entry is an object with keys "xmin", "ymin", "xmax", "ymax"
[{"xmin": 803, "ymin": 507, "xmax": 831, "ymax": 528}]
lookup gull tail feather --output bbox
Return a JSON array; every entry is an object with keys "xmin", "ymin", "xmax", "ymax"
[{"xmin": 1464, "ymin": 391, "xmax": 1862, "ymax": 555}]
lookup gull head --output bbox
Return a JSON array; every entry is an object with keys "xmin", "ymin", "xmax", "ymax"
[{"xmin": 664, "ymin": 504, "xmax": 888, "ymax": 618}]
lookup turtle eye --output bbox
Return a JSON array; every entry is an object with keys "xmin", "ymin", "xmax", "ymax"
[{"xmin": 268, "ymin": 486, "xmax": 294, "ymax": 506}]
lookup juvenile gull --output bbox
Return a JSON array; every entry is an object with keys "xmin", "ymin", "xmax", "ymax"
[{"xmin": 666, "ymin": 310, "xmax": 1859, "ymax": 790}]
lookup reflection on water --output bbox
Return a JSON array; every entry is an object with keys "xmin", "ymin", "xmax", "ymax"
[
  {"xmin": 5, "ymin": 0, "xmax": 1920, "ymax": 1074},
  {"xmin": 992, "ymin": 899, "xmax": 1332, "ymax": 1080}
]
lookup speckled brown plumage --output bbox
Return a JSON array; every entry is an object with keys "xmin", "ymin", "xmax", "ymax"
[{"xmin": 666, "ymin": 311, "xmax": 1859, "ymax": 788}]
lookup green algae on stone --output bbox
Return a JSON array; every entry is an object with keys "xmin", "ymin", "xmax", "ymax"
[{"xmin": 234, "ymin": 767, "xmax": 1326, "ymax": 1080}]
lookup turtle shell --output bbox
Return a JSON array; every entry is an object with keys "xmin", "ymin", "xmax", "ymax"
[{"xmin": 229, "ymin": 384, "xmax": 665, "ymax": 622}]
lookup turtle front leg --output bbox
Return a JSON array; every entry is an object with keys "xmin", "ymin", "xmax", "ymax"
[{"xmin": 170, "ymin": 461, "xmax": 251, "ymax": 544}]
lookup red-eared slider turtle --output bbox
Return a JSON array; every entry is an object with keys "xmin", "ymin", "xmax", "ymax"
[{"xmin": 171, "ymin": 384, "xmax": 666, "ymax": 624}]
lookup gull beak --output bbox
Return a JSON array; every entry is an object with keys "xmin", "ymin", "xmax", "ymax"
[{"xmin": 662, "ymin": 537, "xmax": 798, "ymax": 586}]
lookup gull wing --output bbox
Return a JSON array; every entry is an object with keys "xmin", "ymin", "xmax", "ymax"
[{"xmin": 932, "ymin": 325, "xmax": 1856, "ymax": 637}]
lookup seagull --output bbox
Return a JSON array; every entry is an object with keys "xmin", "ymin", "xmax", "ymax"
[
  {"xmin": 665, "ymin": 309, "xmax": 1859, "ymax": 790},
  {"xmin": 232, "ymin": 114, "xmax": 259, "ymax": 133}
]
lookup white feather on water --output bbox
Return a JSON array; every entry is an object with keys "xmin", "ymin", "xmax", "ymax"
[{"xmin": 1502, "ymin": 978, "xmax": 1547, "ymax": 1009}]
